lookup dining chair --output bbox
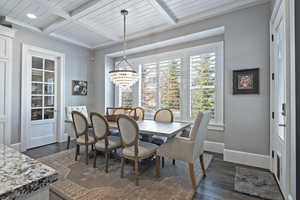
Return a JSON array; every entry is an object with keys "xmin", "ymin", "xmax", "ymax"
[
  {"xmin": 90, "ymin": 112, "xmax": 122, "ymax": 172},
  {"xmin": 153, "ymin": 108, "xmax": 174, "ymax": 167},
  {"xmin": 129, "ymin": 107, "xmax": 145, "ymax": 120},
  {"xmin": 72, "ymin": 111, "xmax": 96, "ymax": 165},
  {"xmin": 65, "ymin": 106, "xmax": 91, "ymax": 149},
  {"xmin": 157, "ymin": 111, "xmax": 210, "ymax": 189},
  {"xmin": 117, "ymin": 115, "xmax": 159, "ymax": 186},
  {"xmin": 114, "ymin": 108, "xmax": 126, "ymax": 115}
]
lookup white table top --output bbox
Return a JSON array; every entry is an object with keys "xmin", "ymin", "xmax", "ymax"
[{"xmin": 109, "ymin": 120, "xmax": 191, "ymax": 137}]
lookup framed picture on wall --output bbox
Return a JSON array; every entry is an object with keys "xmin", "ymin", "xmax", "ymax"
[
  {"xmin": 233, "ymin": 68, "xmax": 259, "ymax": 94},
  {"xmin": 72, "ymin": 80, "xmax": 88, "ymax": 96}
]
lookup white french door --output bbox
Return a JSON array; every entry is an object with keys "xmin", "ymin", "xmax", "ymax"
[
  {"xmin": 27, "ymin": 51, "xmax": 58, "ymax": 148},
  {"xmin": 270, "ymin": 0, "xmax": 289, "ymax": 196}
]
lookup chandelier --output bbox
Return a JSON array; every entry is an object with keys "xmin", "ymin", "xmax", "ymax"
[{"xmin": 109, "ymin": 9, "xmax": 138, "ymax": 89}]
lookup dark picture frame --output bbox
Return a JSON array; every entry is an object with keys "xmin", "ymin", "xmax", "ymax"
[
  {"xmin": 233, "ymin": 68, "xmax": 259, "ymax": 94},
  {"xmin": 72, "ymin": 80, "xmax": 88, "ymax": 96}
]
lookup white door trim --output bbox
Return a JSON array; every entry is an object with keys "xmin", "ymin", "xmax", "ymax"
[{"xmin": 21, "ymin": 44, "xmax": 65, "ymax": 151}]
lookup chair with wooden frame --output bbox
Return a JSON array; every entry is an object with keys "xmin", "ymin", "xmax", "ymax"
[
  {"xmin": 117, "ymin": 115, "xmax": 160, "ymax": 186},
  {"xmin": 157, "ymin": 111, "xmax": 210, "ymax": 190},
  {"xmin": 129, "ymin": 107, "xmax": 145, "ymax": 120},
  {"xmin": 71, "ymin": 111, "xmax": 96, "ymax": 165},
  {"xmin": 152, "ymin": 108, "xmax": 175, "ymax": 167},
  {"xmin": 90, "ymin": 112, "xmax": 122, "ymax": 172}
]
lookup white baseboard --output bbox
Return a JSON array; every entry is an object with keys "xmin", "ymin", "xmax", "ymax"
[
  {"xmin": 10, "ymin": 143, "xmax": 22, "ymax": 152},
  {"xmin": 224, "ymin": 149, "xmax": 270, "ymax": 169},
  {"xmin": 204, "ymin": 141, "xmax": 224, "ymax": 154}
]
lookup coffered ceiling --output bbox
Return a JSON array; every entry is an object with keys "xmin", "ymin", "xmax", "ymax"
[{"xmin": 0, "ymin": 0, "xmax": 270, "ymax": 49}]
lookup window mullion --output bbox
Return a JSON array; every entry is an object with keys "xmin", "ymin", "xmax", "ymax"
[{"xmin": 156, "ymin": 60, "xmax": 160, "ymax": 110}]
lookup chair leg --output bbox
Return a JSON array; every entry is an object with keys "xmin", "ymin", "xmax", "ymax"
[
  {"xmin": 105, "ymin": 152, "xmax": 109, "ymax": 173},
  {"xmin": 85, "ymin": 145, "xmax": 89, "ymax": 165},
  {"xmin": 67, "ymin": 136, "xmax": 71, "ymax": 149},
  {"xmin": 135, "ymin": 159, "xmax": 139, "ymax": 186},
  {"xmin": 156, "ymin": 155, "xmax": 160, "ymax": 177},
  {"xmin": 93, "ymin": 151, "xmax": 97, "ymax": 168},
  {"xmin": 188, "ymin": 163, "xmax": 197, "ymax": 189},
  {"xmin": 121, "ymin": 157, "xmax": 125, "ymax": 178},
  {"xmin": 75, "ymin": 144, "xmax": 79, "ymax": 161},
  {"xmin": 172, "ymin": 159, "xmax": 176, "ymax": 165},
  {"xmin": 200, "ymin": 154, "xmax": 206, "ymax": 177},
  {"xmin": 162, "ymin": 157, "xmax": 165, "ymax": 168}
]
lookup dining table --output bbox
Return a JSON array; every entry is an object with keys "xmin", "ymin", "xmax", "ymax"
[{"xmin": 108, "ymin": 120, "xmax": 192, "ymax": 138}]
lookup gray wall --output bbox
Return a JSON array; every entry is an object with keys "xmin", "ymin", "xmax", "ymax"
[
  {"xmin": 11, "ymin": 27, "xmax": 94, "ymax": 144},
  {"xmin": 94, "ymin": 3, "xmax": 271, "ymax": 155}
]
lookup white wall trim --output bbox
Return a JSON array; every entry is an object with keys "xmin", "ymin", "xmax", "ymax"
[
  {"xmin": 224, "ymin": 149, "xmax": 271, "ymax": 169},
  {"xmin": 10, "ymin": 143, "xmax": 23, "ymax": 152},
  {"xmin": 204, "ymin": 141, "xmax": 224, "ymax": 154},
  {"xmin": 21, "ymin": 44, "xmax": 65, "ymax": 151}
]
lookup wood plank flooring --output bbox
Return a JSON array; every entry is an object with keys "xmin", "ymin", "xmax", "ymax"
[{"xmin": 25, "ymin": 141, "xmax": 266, "ymax": 200}]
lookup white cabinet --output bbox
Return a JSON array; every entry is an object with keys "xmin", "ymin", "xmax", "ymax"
[{"xmin": 0, "ymin": 25, "xmax": 15, "ymax": 145}]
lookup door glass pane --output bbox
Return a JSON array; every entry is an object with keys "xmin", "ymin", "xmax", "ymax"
[
  {"xmin": 32, "ymin": 109, "xmax": 43, "ymax": 120},
  {"xmin": 32, "ymin": 57, "xmax": 43, "ymax": 69},
  {"xmin": 32, "ymin": 70, "xmax": 43, "ymax": 82},
  {"xmin": 44, "ymin": 108, "xmax": 54, "ymax": 119},
  {"xmin": 44, "ymin": 84, "xmax": 55, "ymax": 95},
  {"xmin": 32, "ymin": 96, "xmax": 42, "ymax": 107},
  {"xmin": 32, "ymin": 83, "xmax": 43, "ymax": 94},
  {"xmin": 44, "ymin": 96, "xmax": 54, "ymax": 107},
  {"xmin": 45, "ymin": 59, "xmax": 55, "ymax": 71},
  {"xmin": 45, "ymin": 71, "xmax": 55, "ymax": 83}
]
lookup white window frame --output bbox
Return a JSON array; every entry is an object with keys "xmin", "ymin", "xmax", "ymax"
[{"xmin": 116, "ymin": 41, "xmax": 224, "ymax": 131}]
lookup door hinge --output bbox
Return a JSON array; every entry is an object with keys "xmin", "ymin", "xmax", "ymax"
[
  {"xmin": 272, "ymin": 112, "xmax": 275, "ymax": 119},
  {"xmin": 272, "ymin": 150, "xmax": 274, "ymax": 158},
  {"xmin": 272, "ymin": 34, "xmax": 274, "ymax": 42},
  {"xmin": 272, "ymin": 73, "xmax": 274, "ymax": 80}
]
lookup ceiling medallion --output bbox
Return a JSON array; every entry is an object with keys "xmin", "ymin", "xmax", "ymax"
[{"xmin": 109, "ymin": 9, "xmax": 138, "ymax": 89}]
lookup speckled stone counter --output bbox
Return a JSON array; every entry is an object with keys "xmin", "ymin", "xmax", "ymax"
[{"xmin": 0, "ymin": 144, "xmax": 58, "ymax": 200}]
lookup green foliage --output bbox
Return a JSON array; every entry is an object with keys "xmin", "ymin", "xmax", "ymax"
[{"xmin": 191, "ymin": 54, "xmax": 216, "ymax": 118}]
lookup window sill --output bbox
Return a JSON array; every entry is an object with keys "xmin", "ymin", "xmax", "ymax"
[{"xmin": 208, "ymin": 123, "xmax": 225, "ymax": 131}]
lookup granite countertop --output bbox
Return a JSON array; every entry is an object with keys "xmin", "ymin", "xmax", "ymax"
[{"xmin": 0, "ymin": 144, "xmax": 58, "ymax": 199}]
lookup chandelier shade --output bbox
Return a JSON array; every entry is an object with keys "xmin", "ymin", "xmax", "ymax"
[{"xmin": 109, "ymin": 9, "xmax": 138, "ymax": 89}]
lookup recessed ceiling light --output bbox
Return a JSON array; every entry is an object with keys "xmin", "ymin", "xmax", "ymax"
[{"xmin": 27, "ymin": 13, "xmax": 37, "ymax": 19}]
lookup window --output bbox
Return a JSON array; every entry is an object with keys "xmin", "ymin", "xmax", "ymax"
[
  {"xmin": 120, "ymin": 87, "xmax": 133, "ymax": 107},
  {"xmin": 141, "ymin": 63, "xmax": 157, "ymax": 113},
  {"xmin": 116, "ymin": 42, "xmax": 224, "ymax": 130},
  {"xmin": 159, "ymin": 59, "xmax": 182, "ymax": 115},
  {"xmin": 190, "ymin": 53, "xmax": 216, "ymax": 119}
]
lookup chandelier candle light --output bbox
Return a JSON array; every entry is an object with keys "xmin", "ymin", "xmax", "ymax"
[{"xmin": 109, "ymin": 9, "xmax": 138, "ymax": 89}]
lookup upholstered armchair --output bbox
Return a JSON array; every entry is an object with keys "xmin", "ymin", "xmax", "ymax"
[
  {"xmin": 157, "ymin": 111, "xmax": 210, "ymax": 189},
  {"xmin": 72, "ymin": 111, "xmax": 96, "ymax": 165},
  {"xmin": 65, "ymin": 106, "xmax": 90, "ymax": 149}
]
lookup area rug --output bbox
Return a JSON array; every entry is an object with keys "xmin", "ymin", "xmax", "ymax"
[
  {"xmin": 38, "ymin": 149, "xmax": 213, "ymax": 200},
  {"xmin": 234, "ymin": 167, "xmax": 283, "ymax": 200}
]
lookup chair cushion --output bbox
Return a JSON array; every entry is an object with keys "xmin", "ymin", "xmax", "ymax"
[
  {"xmin": 76, "ymin": 135, "xmax": 95, "ymax": 144},
  {"xmin": 95, "ymin": 136, "xmax": 121, "ymax": 150},
  {"xmin": 123, "ymin": 141, "xmax": 158, "ymax": 158}
]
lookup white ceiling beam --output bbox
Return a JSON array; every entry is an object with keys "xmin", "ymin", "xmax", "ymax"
[
  {"xmin": 147, "ymin": 0, "xmax": 177, "ymax": 25},
  {"xmin": 32, "ymin": 0, "xmax": 71, "ymax": 19},
  {"xmin": 50, "ymin": 33, "xmax": 92, "ymax": 48},
  {"xmin": 0, "ymin": 16, "xmax": 42, "ymax": 32}
]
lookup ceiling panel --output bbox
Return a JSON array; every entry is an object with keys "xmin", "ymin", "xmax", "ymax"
[
  {"xmin": 163, "ymin": 0, "xmax": 237, "ymax": 19},
  {"xmin": 80, "ymin": 0, "xmax": 168, "ymax": 37},
  {"xmin": 53, "ymin": 21, "xmax": 112, "ymax": 47}
]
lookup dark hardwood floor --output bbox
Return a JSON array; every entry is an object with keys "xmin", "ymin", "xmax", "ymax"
[{"xmin": 25, "ymin": 141, "xmax": 265, "ymax": 200}]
